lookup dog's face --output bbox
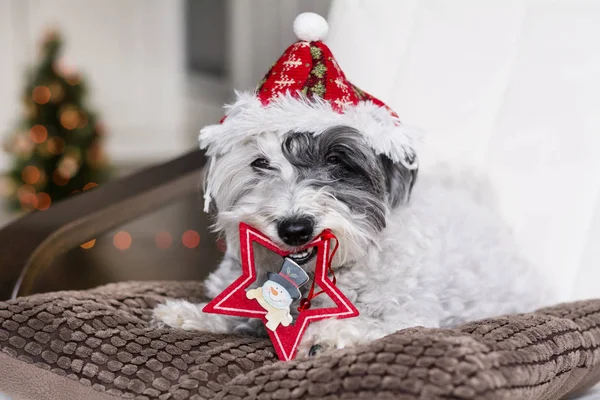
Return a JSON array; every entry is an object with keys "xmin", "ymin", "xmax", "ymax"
[{"xmin": 206, "ymin": 125, "xmax": 417, "ymax": 266}]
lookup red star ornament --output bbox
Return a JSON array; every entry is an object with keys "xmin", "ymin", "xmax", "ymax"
[{"xmin": 203, "ymin": 222, "xmax": 359, "ymax": 361}]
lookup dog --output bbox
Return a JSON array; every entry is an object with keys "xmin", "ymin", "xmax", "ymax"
[
  {"xmin": 152, "ymin": 124, "xmax": 552, "ymax": 357},
  {"xmin": 153, "ymin": 12, "xmax": 552, "ymax": 357}
]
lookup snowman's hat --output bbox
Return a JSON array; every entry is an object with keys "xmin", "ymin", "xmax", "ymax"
[{"xmin": 267, "ymin": 258, "xmax": 310, "ymax": 300}]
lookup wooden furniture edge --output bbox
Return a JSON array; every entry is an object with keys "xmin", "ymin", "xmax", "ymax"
[{"xmin": 0, "ymin": 149, "xmax": 206, "ymax": 300}]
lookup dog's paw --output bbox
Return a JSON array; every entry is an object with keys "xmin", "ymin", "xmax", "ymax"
[
  {"xmin": 232, "ymin": 318, "xmax": 269, "ymax": 338},
  {"xmin": 151, "ymin": 299, "xmax": 229, "ymax": 332},
  {"xmin": 296, "ymin": 319, "xmax": 371, "ymax": 358},
  {"xmin": 307, "ymin": 343, "xmax": 332, "ymax": 357}
]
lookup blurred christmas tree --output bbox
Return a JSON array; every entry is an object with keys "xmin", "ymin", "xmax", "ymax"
[{"xmin": 2, "ymin": 30, "xmax": 110, "ymax": 212}]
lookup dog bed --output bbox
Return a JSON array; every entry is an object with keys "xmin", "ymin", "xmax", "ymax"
[{"xmin": 0, "ymin": 281, "xmax": 599, "ymax": 400}]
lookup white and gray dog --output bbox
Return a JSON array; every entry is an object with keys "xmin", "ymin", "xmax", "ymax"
[
  {"xmin": 153, "ymin": 12, "xmax": 552, "ymax": 357},
  {"xmin": 153, "ymin": 124, "xmax": 551, "ymax": 357}
]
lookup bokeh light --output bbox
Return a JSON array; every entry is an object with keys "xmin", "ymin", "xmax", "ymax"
[
  {"xmin": 32, "ymin": 86, "xmax": 51, "ymax": 104},
  {"xmin": 21, "ymin": 166, "xmax": 40, "ymax": 185},
  {"xmin": 60, "ymin": 107, "xmax": 80, "ymax": 130},
  {"xmin": 17, "ymin": 184, "xmax": 35, "ymax": 198},
  {"xmin": 52, "ymin": 170, "xmax": 69, "ymax": 186},
  {"xmin": 36, "ymin": 192, "xmax": 51, "ymax": 210},
  {"xmin": 77, "ymin": 113, "xmax": 89, "ymax": 129},
  {"xmin": 83, "ymin": 182, "xmax": 98, "ymax": 191},
  {"xmin": 216, "ymin": 238, "xmax": 227, "ymax": 253},
  {"xmin": 47, "ymin": 136, "xmax": 65, "ymax": 155},
  {"xmin": 155, "ymin": 231, "xmax": 172, "ymax": 249},
  {"xmin": 66, "ymin": 72, "xmax": 82, "ymax": 86},
  {"xmin": 113, "ymin": 231, "xmax": 132, "ymax": 250},
  {"xmin": 18, "ymin": 185, "xmax": 38, "ymax": 211},
  {"xmin": 24, "ymin": 101, "xmax": 37, "ymax": 119},
  {"xmin": 80, "ymin": 239, "xmax": 96, "ymax": 249},
  {"xmin": 54, "ymin": 56, "xmax": 76, "ymax": 77},
  {"xmin": 57, "ymin": 155, "xmax": 79, "ymax": 179},
  {"xmin": 48, "ymin": 82, "xmax": 64, "ymax": 103},
  {"xmin": 29, "ymin": 125, "xmax": 48, "ymax": 144},
  {"xmin": 11, "ymin": 133, "xmax": 35, "ymax": 157},
  {"xmin": 182, "ymin": 230, "xmax": 201, "ymax": 249}
]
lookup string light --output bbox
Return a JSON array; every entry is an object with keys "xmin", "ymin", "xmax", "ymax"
[
  {"xmin": 48, "ymin": 82, "xmax": 64, "ymax": 103},
  {"xmin": 18, "ymin": 185, "xmax": 38, "ymax": 211},
  {"xmin": 54, "ymin": 56, "xmax": 76, "ymax": 77},
  {"xmin": 29, "ymin": 125, "xmax": 48, "ymax": 144},
  {"xmin": 77, "ymin": 113, "xmax": 89, "ymax": 129},
  {"xmin": 20, "ymin": 197, "xmax": 37, "ymax": 211},
  {"xmin": 113, "ymin": 231, "xmax": 132, "ymax": 250},
  {"xmin": 66, "ymin": 73, "xmax": 82, "ymax": 86},
  {"xmin": 52, "ymin": 170, "xmax": 69, "ymax": 186},
  {"xmin": 11, "ymin": 133, "xmax": 35, "ymax": 158},
  {"xmin": 80, "ymin": 239, "xmax": 96, "ymax": 249},
  {"xmin": 155, "ymin": 231, "xmax": 172, "ymax": 249},
  {"xmin": 57, "ymin": 155, "xmax": 79, "ymax": 179},
  {"xmin": 47, "ymin": 136, "xmax": 65, "ymax": 155},
  {"xmin": 21, "ymin": 166, "xmax": 41, "ymax": 185},
  {"xmin": 83, "ymin": 182, "xmax": 97, "ymax": 191},
  {"xmin": 182, "ymin": 230, "xmax": 201, "ymax": 249},
  {"xmin": 36, "ymin": 192, "xmax": 51, "ymax": 210},
  {"xmin": 37, "ymin": 170, "xmax": 47, "ymax": 186},
  {"xmin": 17, "ymin": 184, "xmax": 35, "ymax": 198},
  {"xmin": 24, "ymin": 101, "xmax": 37, "ymax": 119},
  {"xmin": 32, "ymin": 86, "xmax": 51, "ymax": 105},
  {"xmin": 59, "ymin": 106, "xmax": 80, "ymax": 130}
]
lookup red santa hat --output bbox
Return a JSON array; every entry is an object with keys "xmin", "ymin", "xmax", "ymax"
[{"xmin": 200, "ymin": 13, "xmax": 420, "ymax": 212}]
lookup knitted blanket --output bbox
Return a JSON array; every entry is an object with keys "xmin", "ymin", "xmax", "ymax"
[{"xmin": 0, "ymin": 281, "xmax": 599, "ymax": 400}]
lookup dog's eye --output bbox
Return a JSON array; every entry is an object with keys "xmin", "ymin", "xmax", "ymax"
[
  {"xmin": 326, "ymin": 154, "xmax": 341, "ymax": 164},
  {"xmin": 251, "ymin": 157, "xmax": 271, "ymax": 170}
]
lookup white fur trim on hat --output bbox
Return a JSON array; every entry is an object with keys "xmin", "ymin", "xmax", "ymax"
[
  {"xmin": 199, "ymin": 91, "xmax": 421, "ymax": 166},
  {"xmin": 199, "ymin": 92, "xmax": 422, "ymax": 213}
]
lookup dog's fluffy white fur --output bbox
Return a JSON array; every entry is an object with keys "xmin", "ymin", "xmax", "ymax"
[{"xmin": 153, "ymin": 128, "xmax": 553, "ymax": 357}]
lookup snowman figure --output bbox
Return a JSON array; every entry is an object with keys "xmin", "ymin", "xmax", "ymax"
[{"xmin": 246, "ymin": 258, "xmax": 309, "ymax": 331}]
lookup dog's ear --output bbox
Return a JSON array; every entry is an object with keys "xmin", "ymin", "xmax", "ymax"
[{"xmin": 380, "ymin": 150, "xmax": 418, "ymax": 208}]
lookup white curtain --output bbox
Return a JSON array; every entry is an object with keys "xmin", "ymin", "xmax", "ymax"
[{"xmin": 327, "ymin": 0, "xmax": 600, "ymax": 302}]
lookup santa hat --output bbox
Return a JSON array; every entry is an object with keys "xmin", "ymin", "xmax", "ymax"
[{"xmin": 200, "ymin": 12, "xmax": 420, "ymax": 212}]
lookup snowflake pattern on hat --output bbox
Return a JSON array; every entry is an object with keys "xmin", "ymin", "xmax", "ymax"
[{"xmin": 256, "ymin": 27, "xmax": 394, "ymax": 115}]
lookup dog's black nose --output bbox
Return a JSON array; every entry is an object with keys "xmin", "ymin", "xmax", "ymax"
[{"xmin": 277, "ymin": 217, "xmax": 314, "ymax": 246}]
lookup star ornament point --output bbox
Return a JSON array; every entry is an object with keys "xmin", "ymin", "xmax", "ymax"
[{"xmin": 203, "ymin": 222, "xmax": 359, "ymax": 361}]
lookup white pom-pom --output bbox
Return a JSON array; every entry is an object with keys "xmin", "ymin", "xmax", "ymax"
[{"xmin": 293, "ymin": 12, "xmax": 328, "ymax": 42}]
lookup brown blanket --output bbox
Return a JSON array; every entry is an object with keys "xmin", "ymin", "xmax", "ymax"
[{"xmin": 0, "ymin": 281, "xmax": 599, "ymax": 400}]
